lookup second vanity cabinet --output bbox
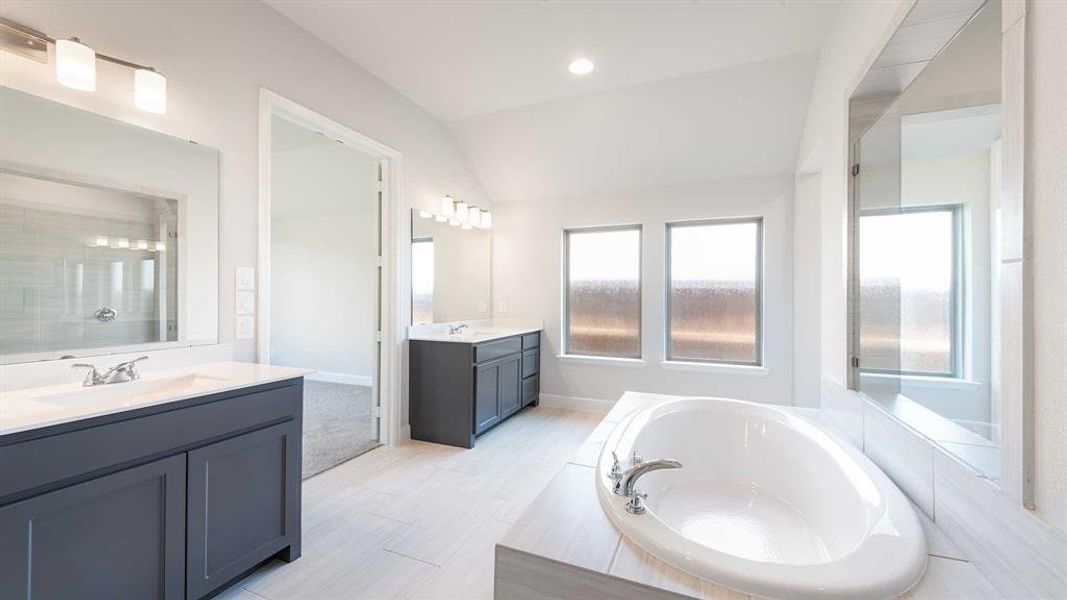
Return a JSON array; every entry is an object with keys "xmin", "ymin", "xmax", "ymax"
[
  {"xmin": 0, "ymin": 376, "xmax": 303, "ymax": 600},
  {"xmin": 411, "ymin": 331, "xmax": 540, "ymax": 448}
]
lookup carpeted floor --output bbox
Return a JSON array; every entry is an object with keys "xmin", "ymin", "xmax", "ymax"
[{"xmin": 302, "ymin": 380, "xmax": 379, "ymax": 479}]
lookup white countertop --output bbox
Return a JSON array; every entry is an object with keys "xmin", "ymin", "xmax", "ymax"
[
  {"xmin": 407, "ymin": 318, "xmax": 543, "ymax": 344},
  {"xmin": 0, "ymin": 361, "xmax": 312, "ymax": 437}
]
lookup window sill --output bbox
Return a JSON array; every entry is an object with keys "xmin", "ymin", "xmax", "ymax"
[
  {"xmin": 556, "ymin": 354, "xmax": 647, "ymax": 368},
  {"xmin": 860, "ymin": 372, "xmax": 982, "ymax": 391},
  {"xmin": 660, "ymin": 361, "xmax": 768, "ymax": 376}
]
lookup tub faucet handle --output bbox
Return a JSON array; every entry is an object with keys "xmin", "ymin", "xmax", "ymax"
[
  {"xmin": 630, "ymin": 451, "xmax": 643, "ymax": 466},
  {"xmin": 625, "ymin": 490, "xmax": 648, "ymax": 515},
  {"xmin": 609, "ymin": 451, "xmax": 623, "ymax": 481}
]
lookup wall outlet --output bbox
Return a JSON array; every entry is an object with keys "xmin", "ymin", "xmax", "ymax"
[
  {"xmin": 235, "ymin": 315, "xmax": 255, "ymax": 340},
  {"xmin": 236, "ymin": 290, "xmax": 255, "ymax": 315},
  {"xmin": 236, "ymin": 267, "xmax": 255, "ymax": 291}
]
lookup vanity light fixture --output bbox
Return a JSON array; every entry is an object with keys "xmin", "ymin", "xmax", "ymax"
[
  {"xmin": 440, "ymin": 195, "xmax": 455, "ymax": 217},
  {"xmin": 55, "ymin": 37, "xmax": 96, "ymax": 91},
  {"xmin": 418, "ymin": 210, "xmax": 433, "ymax": 219},
  {"xmin": 94, "ymin": 235, "xmax": 109, "ymax": 247},
  {"xmin": 468, "ymin": 207, "xmax": 482, "ymax": 228},
  {"xmin": 461, "ymin": 222, "xmax": 472, "ymax": 230},
  {"xmin": 116, "ymin": 237, "xmax": 130, "ymax": 249},
  {"xmin": 135, "ymin": 240, "xmax": 149, "ymax": 250},
  {"xmin": 455, "ymin": 200, "xmax": 470, "ymax": 222},
  {"xmin": 481, "ymin": 210, "xmax": 492, "ymax": 229},
  {"xmin": 134, "ymin": 68, "xmax": 166, "ymax": 114},
  {"xmin": 448, "ymin": 218, "xmax": 460, "ymax": 227},
  {"xmin": 0, "ymin": 18, "xmax": 166, "ymax": 113},
  {"xmin": 434, "ymin": 215, "xmax": 448, "ymax": 223},
  {"xmin": 155, "ymin": 241, "xmax": 167, "ymax": 252}
]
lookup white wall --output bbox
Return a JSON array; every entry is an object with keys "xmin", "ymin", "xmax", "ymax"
[
  {"xmin": 0, "ymin": 0, "xmax": 491, "ymax": 368},
  {"xmin": 493, "ymin": 175, "xmax": 794, "ymax": 407},
  {"xmin": 1028, "ymin": 0, "xmax": 1067, "ymax": 533},
  {"xmin": 270, "ymin": 129, "xmax": 378, "ymax": 381},
  {"xmin": 795, "ymin": 0, "xmax": 1066, "ymax": 535},
  {"xmin": 793, "ymin": 172, "xmax": 822, "ymax": 408}
]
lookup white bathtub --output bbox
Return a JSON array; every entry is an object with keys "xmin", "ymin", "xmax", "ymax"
[{"xmin": 597, "ymin": 397, "xmax": 927, "ymax": 600}]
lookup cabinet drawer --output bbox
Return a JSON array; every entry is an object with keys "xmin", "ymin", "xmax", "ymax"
[
  {"xmin": 473, "ymin": 337, "xmax": 521, "ymax": 364},
  {"xmin": 522, "ymin": 376, "xmax": 540, "ymax": 406},
  {"xmin": 521, "ymin": 332, "xmax": 540, "ymax": 349},
  {"xmin": 522, "ymin": 348, "xmax": 540, "ymax": 378}
]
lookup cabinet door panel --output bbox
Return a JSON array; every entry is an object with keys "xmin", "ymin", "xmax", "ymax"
[
  {"xmin": 186, "ymin": 420, "xmax": 300, "ymax": 599},
  {"xmin": 0, "ymin": 454, "xmax": 186, "ymax": 600},
  {"xmin": 474, "ymin": 362, "xmax": 501, "ymax": 434},
  {"xmin": 498, "ymin": 355, "xmax": 522, "ymax": 418}
]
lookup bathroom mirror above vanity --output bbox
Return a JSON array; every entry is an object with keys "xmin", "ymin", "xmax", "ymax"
[
  {"xmin": 849, "ymin": 1, "xmax": 1007, "ymax": 481},
  {"xmin": 410, "ymin": 208, "xmax": 491, "ymax": 324},
  {"xmin": 0, "ymin": 86, "xmax": 219, "ymax": 364}
]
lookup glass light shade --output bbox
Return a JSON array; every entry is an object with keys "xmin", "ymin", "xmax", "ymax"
[
  {"xmin": 434, "ymin": 215, "xmax": 448, "ymax": 223},
  {"xmin": 448, "ymin": 218, "xmax": 460, "ymax": 227},
  {"xmin": 117, "ymin": 238, "xmax": 129, "ymax": 249},
  {"xmin": 155, "ymin": 241, "xmax": 167, "ymax": 251},
  {"xmin": 481, "ymin": 210, "xmax": 492, "ymax": 229},
  {"xmin": 456, "ymin": 201, "xmax": 469, "ymax": 222},
  {"xmin": 418, "ymin": 210, "xmax": 433, "ymax": 219},
  {"xmin": 468, "ymin": 207, "xmax": 481, "ymax": 228},
  {"xmin": 441, "ymin": 195, "xmax": 455, "ymax": 216},
  {"xmin": 56, "ymin": 38, "xmax": 96, "ymax": 91},
  {"xmin": 461, "ymin": 222, "xmax": 472, "ymax": 230},
  {"xmin": 94, "ymin": 235, "xmax": 109, "ymax": 247},
  {"xmin": 135, "ymin": 240, "xmax": 149, "ymax": 250},
  {"xmin": 134, "ymin": 69, "xmax": 167, "ymax": 114}
]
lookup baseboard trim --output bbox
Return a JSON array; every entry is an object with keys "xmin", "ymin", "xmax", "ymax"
[
  {"xmin": 307, "ymin": 371, "xmax": 373, "ymax": 387},
  {"xmin": 538, "ymin": 393, "xmax": 613, "ymax": 414}
]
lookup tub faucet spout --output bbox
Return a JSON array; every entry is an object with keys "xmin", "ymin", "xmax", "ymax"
[{"xmin": 613, "ymin": 458, "xmax": 682, "ymax": 497}]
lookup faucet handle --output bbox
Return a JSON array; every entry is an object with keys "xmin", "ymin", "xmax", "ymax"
[
  {"xmin": 609, "ymin": 451, "xmax": 623, "ymax": 481},
  {"xmin": 625, "ymin": 490, "xmax": 648, "ymax": 515},
  {"xmin": 630, "ymin": 451, "xmax": 643, "ymax": 466},
  {"xmin": 71, "ymin": 363, "xmax": 101, "ymax": 386}
]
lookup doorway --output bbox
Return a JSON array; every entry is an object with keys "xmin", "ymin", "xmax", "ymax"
[{"xmin": 258, "ymin": 91, "xmax": 402, "ymax": 479}]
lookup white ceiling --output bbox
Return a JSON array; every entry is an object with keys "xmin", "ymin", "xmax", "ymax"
[{"xmin": 265, "ymin": 0, "xmax": 842, "ymax": 122}]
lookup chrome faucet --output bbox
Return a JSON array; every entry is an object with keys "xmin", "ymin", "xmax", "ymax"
[
  {"xmin": 613, "ymin": 458, "xmax": 683, "ymax": 514},
  {"xmin": 447, "ymin": 323, "xmax": 469, "ymax": 335},
  {"xmin": 72, "ymin": 356, "xmax": 149, "ymax": 387}
]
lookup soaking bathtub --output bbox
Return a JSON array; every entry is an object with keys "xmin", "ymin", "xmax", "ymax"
[{"xmin": 597, "ymin": 397, "xmax": 927, "ymax": 600}]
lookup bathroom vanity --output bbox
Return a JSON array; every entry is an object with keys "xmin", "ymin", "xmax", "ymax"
[
  {"xmin": 0, "ymin": 362, "xmax": 308, "ymax": 600},
  {"xmin": 409, "ymin": 326, "xmax": 541, "ymax": 448}
]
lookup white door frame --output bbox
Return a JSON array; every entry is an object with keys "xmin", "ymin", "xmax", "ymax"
[{"xmin": 257, "ymin": 88, "xmax": 404, "ymax": 446}]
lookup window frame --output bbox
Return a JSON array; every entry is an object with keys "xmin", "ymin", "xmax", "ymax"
[
  {"xmin": 664, "ymin": 216, "xmax": 764, "ymax": 367},
  {"xmin": 857, "ymin": 204, "xmax": 963, "ymax": 379},
  {"xmin": 562, "ymin": 223, "xmax": 643, "ymax": 359}
]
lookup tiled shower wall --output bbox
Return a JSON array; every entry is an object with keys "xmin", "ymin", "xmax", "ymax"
[{"xmin": 0, "ymin": 202, "xmax": 178, "ymax": 357}]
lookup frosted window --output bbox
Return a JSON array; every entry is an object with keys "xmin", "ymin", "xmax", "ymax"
[
  {"xmin": 565, "ymin": 227, "xmax": 641, "ymax": 358},
  {"xmin": 667, "ymin": 220, "xmax": 761, "ymax": 364},
  {"xmin": 859, "ymin": 208, "xmax": 957, "ymax": 375},
  {"xmin": 411, "ymin": 238, "xmax": 434, "ymax": 325}
]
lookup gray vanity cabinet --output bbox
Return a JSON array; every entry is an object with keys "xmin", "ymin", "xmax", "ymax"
[
  {"xmin": 186, "ymin": 420, "xmax": 301, "ymax": 599},
  {"xmin": 0, "ymin": 378, "xmax": 304, "ymax": 600},
  {"xmin": 411, "ymin": 331, "xmax": 540, "ymax": 448},
  {"xmin": 0, "ymin": 454, "xmax": 187, "ymax": 600}
]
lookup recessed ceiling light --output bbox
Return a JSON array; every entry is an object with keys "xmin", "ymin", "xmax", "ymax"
[{"xmin": 568, "ymin": 58, "xmax": 594, "ymax": 75}]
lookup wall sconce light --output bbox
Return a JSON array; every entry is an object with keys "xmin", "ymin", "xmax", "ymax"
[
  {"xmin": 434, "ymin": 215, "xmax": 448, "ymax": 223},
  {"xmin": 1, "ymin": 18, "xmax": 167, "ymax": 113},
  {"xmin": 155, "ymin": 241, "xmax": 167, "ymax": 251},
  {"xmin": 55, "ymin": 37, "xmax": 96, "ymax": 91},
  {"xmin": 440, "ymin": 195, "xmax": 455, "ymax": 217},
  {"xmin": 418, "ymin": 210, "xmax": 433, "ymax": 219},
  {"xmin": 134, "ymin": 68, "xmax": 166, "ymax": 114},
  {"xmin": 468, "ymin": 207, "xmax": 482, "ymax": 228},
  {"xmin": 448, "ymin": 218, "xmax": 460, "ymax": 227},
  {"xmin": 481, "ymin": 210, "xmax": 492, "ymax": 229},
  {"xmin": 455, "ymin": 201, "xmax": 470, "ymax": 222}
]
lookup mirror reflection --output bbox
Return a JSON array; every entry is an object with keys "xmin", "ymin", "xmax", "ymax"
[
  {"xmin": 854, "ymin": 2, "xmax": 1001, "ymax": 478},
  {"xmin": 0, "ymin": 86, "xmax": 219, "ymax": 364},
  {"xmin": 410, "ymin": 209, "xmax": 490, "ymax": 324}
]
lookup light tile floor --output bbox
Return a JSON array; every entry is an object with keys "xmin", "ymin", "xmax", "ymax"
[{"xmin": 221, "ymin": 406, "xmax": 602, "ymax": 600}]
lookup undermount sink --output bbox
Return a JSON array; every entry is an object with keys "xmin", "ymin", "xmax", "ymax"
[{"xmin": 34, "ymin": 373, "xmax": 231, "ymax": 407}]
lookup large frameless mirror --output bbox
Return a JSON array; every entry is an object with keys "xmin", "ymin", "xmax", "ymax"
[
  {"xmin": 410, "ymin": 209, "xmax": 491, "ymax": 325},
  {"xmin": 0, "ymin": 86, "xmax": 219, "ymax": 364},
  {"xmin": 850, "ymin": 1, "xmax": 1001, "ymax": 479}
]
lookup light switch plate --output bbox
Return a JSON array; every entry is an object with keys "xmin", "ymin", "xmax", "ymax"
[
  {"xmin": 236, "ymin": 267, "xmax": 255, "ymax": 291},
  {"xmin": 236, "ymin": 291, "xmax": 255, "ymax": 315},
  {"xmin": 235, "ymin": 315, "xmax": 255, "ymax": 340}
]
